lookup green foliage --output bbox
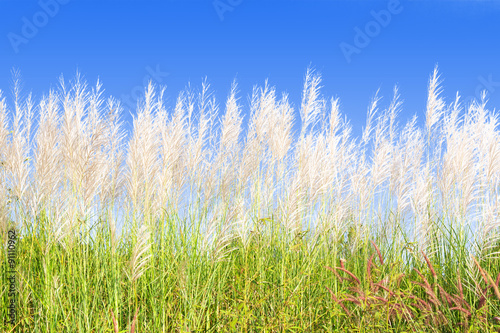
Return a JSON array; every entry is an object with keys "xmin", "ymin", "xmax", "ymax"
[
  {"xmin": 1, "ymin": 68, "xmax": 500, "ymax": 331},
  {"xmin": 2, "ymin": 223, "xmax": 500, "ymax": 332}
]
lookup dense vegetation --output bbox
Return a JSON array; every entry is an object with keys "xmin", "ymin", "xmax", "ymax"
[{"xmin": 1, "ymin": 68, "xmax": 500, "ymax": 332}]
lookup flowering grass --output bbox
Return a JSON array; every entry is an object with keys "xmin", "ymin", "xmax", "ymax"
[{"xmin": 1, "ymin": 67, "xmax": 500, "ymax": 332}]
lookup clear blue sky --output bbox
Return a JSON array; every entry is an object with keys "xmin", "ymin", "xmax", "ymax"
[{"xmin": 1, "ymin": 0, "xmax": 500, "ymax": 141}]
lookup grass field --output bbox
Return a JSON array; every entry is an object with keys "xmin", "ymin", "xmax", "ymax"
[{"xmin": 1, "ymin": 67, "xmax": 500, "ymax": 332}]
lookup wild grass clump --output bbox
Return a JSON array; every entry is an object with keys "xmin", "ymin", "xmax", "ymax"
[
  {"xmin": 326, "ymin": 242, "xmax": 500, "ymax": 332},
  {"xmin": 1, "ymin": 66, "xmax": 500, "ymax": 332}
]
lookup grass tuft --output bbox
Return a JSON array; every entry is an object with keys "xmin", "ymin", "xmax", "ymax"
[{"xmin": 1, "ymin": 68, "xmax": 500, "ymax": 331}]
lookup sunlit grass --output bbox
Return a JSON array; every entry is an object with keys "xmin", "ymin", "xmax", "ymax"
[{"xmin": 1, "ymin": 67, "xmax": 500, "ymax": 332}]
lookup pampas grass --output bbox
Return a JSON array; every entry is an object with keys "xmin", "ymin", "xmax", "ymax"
[{"xmin": 1, "ymin": 67, "xmax": 500, "ymax": 331}]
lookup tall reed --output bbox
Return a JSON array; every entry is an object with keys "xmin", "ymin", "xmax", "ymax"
[{"xmin": 1, "ymin": 67, "xmax": 499, "ymax": 331}]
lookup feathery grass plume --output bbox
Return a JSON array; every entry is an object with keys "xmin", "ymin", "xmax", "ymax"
[
  {"xmin": 327, "ymin": 97, "xmax": 342, "ymax": 139},
  {"xmin": 290, "ymin": 134, "xmax": 312, "ymax": 231},
  {"xmin": 371, "ymin": 135, "xmax": 392, "ymax": 192},
  {"xmin": 394, "ymin": 115, "xmax": 423, "ymax": 218},
  {"xmin": 200, "ymin": 81, "xmax": 242, "ymax": 252},
  {"xmin": 456, "ymin": 106, "xmax": 479, "ymax": 216},
  {"xmin": 4, "ymin": 67, "xmax": 500, "ymax": 331},
  {"xmin": 183, "ymin": 84, "xmax": 213, "ymax": 194},
  {"xmin": 0, "ymin": 90, "xmax": 9, "ymax": 235},
  {"xmin": 262, "ymin": 92, "xmax": 294, "ymax": 224},
  {"xmin": 426, "ymin": 65, "xmax": 445, "ymax": 143},
  {"xmin": 369, "ymin": 92, "xmax": 398, "ymax": 217},
  {"xmin": 197, "ymin": 78, "xmax": 218, "ymax": 145},
  {"xmin": 31, "ymin": 91, "xmax": 65, "ymax": 246},
  {"xmin": 362, "ymin": 89, "xmax": 381, "ymax": 146},
  {"xmin": 239, "ymin": 82, "xmax": 275, "ymax": 221},
  {"xmin": 5, "ymin": 72, "xmax": 34, "ymax": 230},
  {"xmin": 444, "ymin": 92, "xmax": 462, "ymax": 136},
  {"xmin": 256, "ymin": 83, "xmax": 283, "ymax": 218},
  {"xmin": 357, "ymin": 91, "xmax": 383, "ymax": 237},
  {"xmin": 0, "ymin": 91, "xmax": 7, "ymax": 157},
  {"xmin": 59, "ymin": 73, "xmax": 109, "ymax": 236},
  {"xmin": 81, "ymin": 80, "xmax": 109, "ymax": 213},
  {"xmin": 439, "ymin": 98, "xmax": 479, "ymax": 255},
  {"xmin": 296, "ymin": 132, "xmax": 331, "ymax": 223},
  {"xmin": 476, "ymin": 102, "xmax": 500, "ymax": 185},
  {"xmin": 477, "ymin": 192, "xmax": 500, "ymax": 259},
  {"xmin": 156, "ymin": 90, "xmax": 188, "ymax": 214},
  {"xmin": 32, "ymin": 91, "xmax": 62, "ymax": 219},
  {"xmin": 125, "ymin": 82, "xmax": 160, "ymax": 227},
  {"xmin": 300, "ymin": 66, "xmax": 323, "ymax": 140},
  {"xmin": 156, "ymin": 94, "xmax": 179, "ymax": 214},
  {"xmin": 279, "ymin": 175, "xmax": 308, "ymax": 235},
  {"xmin": 218, "ymin": 80, "xmax": 243, "ymax": 201},
  {"xmin": 371, "ymin": 140, "xmax": 394, "ymax": 236},
  {"xmin": 386, "ymin": 86, "xmax": 402, "ymax": 145},
  {"xmin": 98, "ymin": 97, "xmax": 126, "ymax": 249},
  {"xmin": 59, "ymin": 72, "xmax": 87, "ymax": 228},
  {"xmin": 320, "ymin": 98, "xmax": 357, "ymax": 236},
  {"xmin": 268, "ymin": 93, "xmax": 294, "ymax": 165},
  {"xmin": 438, "ymin": 93, "xmax": 462, "ymax": 209},
  {"xmin": 190, "ymin": 80, "xmax": 216, "ymax": 201},
  {"xmin": 48, "ymin": 199, "xmax": 71, "ymax": 250},
  {"xmin": 204, "ymin": 199, "xmax": 242, "ymax": 260},
  {"xmin": 384, "ymin": 88, "xmax": 404, "ymax": 208},
  {"xmin": 468, "ymin": 95, "xmax": 500, "ymax": 258},
  {"xmin": 414, "ymin": 70, "xmax": 446, "ymax": 258},
  {"xmin": 128, "ymin": 223, "xmax": 152, "ymax": 282},
  {"xmin": 295, "ymin": 72, "xmax": 331, "ymax": 215},
  {"xmin": 323, "ymin": 97, "xmax": 347, "ymax": 169},
  {"xmin": 239, "ymin": 85, "xmax": 264, "ymax": 188}
]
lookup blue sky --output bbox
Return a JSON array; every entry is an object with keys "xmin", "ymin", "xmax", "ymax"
[{"xmin": 1, "ymin": 0, "xmax": 500, "ymax": 141}]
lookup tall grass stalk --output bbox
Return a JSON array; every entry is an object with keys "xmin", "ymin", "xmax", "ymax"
[{"xmin": 1, "ymin": 67, "xmax": 500, "ymax": 332}]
